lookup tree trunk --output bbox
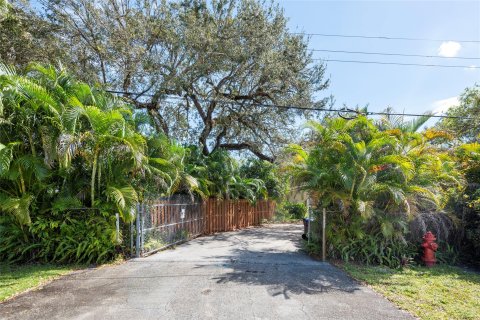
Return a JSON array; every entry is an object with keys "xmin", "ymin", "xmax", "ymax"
[
  {"xmin": 91, "ymin": 149, "xmax": 99, "ymax": 207},
  {"xmin": 147, "ymin": 107, "xmax": 169, "ymax": 137}
]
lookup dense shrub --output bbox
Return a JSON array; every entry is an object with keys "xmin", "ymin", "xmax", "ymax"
[
  {"xmin": 0, "ymin": 64, "xmax": 281, "ymax": 264},
  {"xmin": 290, "ymin": 116, "xmax": 462, "ymax": 268},
  {"xmin": 283, "ymin": 202, "xmax": 307, "ymax": 220},
  {"xmin": 184, "ymin": 148, "xmax": 268, "ymax": 202},
  {"xmin": 0, "ymin": 64, "xmax": 174, "ymax": 264},
  {"xmin": 240, "ymin": 159, "xmax": 287, "ymax": 200},
  {"xmin": 451, "ymin": 143, "xmax": 480, "ymax": 265},
  {"xmin": 0, "ymin": 211, "xmax": 116, "ymax": 264}
]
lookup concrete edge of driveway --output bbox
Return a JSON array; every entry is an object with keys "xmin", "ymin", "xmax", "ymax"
[
  {"xmin": 1, "ymin": 224, "xmax": 415, "ymax": 320},
  {"xmin": 0, "ymin": 260, "xmax": 127, "ymax": 305},
  {"xmin": 327, "ymin": 262, "xmax": 419, "ymax": 319}
]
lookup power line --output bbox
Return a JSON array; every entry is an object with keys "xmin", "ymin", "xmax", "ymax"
[
  {"xmin": 310, "ymin": 49, "xmax": 480, "ymax": 60},
  {"xmin": 105, "ymin": 90, "xmax": 474, "ymax": 120},
  {"xmin": 292, "ymin": 32, "xmax": 480, "ymax": 43},
  {"xmin": 313, "ymin": 58, "xmax": 478, "ymax": 69}
]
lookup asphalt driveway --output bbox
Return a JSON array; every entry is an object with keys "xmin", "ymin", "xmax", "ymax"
[{"xmin": 0, "ymin": 224, "xmax": 413, "ymax": 320}]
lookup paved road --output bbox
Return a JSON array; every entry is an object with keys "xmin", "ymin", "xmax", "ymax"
[{"xmin": 0, "ymin": 224, "xmax": 413, "ymax": 320}]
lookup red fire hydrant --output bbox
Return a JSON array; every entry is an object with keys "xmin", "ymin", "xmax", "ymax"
[{"xmin": 421, "ymin": 231, "xmax": 438, "ymax": 267}]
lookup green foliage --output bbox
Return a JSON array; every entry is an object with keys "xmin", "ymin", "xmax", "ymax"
[
  {"xmin": 303, "ymin": 240, "xmax": 322, "ymax": 255},
  {"xmin": 240, "ymin": 159, "xmax": 287, "ymax": 200},
  {"xmin": 45, "ymin": 0, "xmax": 329, "ymax": 161},
  {"xmin": 282, "ymin": 202, "xmax": 307, "ymax": 220},
  {"xmin": 452, "ymin": 142, "xmax": 480, "ymax": 265},
  {"xmin": 0, "ymin": 216, "xmax": 31, "ymax": 263},
  {"xmin": 436, "ymin": 242, "xmax": 460, "ymax": 265},
  {"xmin": 137, "ymin": 133, "xmax": 209, "ymax": 200},
  {"xmin": 32, "ymin": 211, "xmax": 116, "ymax": 264},
  {"xmin": 0, "ymin": 210, "xmax": 116, "ymax": 264},
  {"xmin": 0, "ymin": 193, "xmax": 33, "ymax": 226},
  {"xmin": 0, "ymin": 1, "xmax": 63, "ymax": 68},
  {"xmin": 273, "ymin": 201, "xmax": 307, "ymax": 222},
  {"xmin": 437, "ymin": 85, "xmax": 480, "ymax": 143},
  {"xmin": 185, "ymin": 148, "xmax": 268, "ymax": 202},
  {"xmin": 288, "ymin": 115, "xmax": 463, "ymax": 268},
  {"xmin": 333, "ymin": 233, "xmax": 415, "ymax": 269},
  {"xmin": 0, "ymin": 63, "xmax": 153, "ymax": 264}
]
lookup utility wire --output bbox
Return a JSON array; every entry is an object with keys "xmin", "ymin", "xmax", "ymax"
[
  {"xmin": 310, "ymin": 49, "xmax": 480, "ymax": 60},
  {"xmin": 313, "ymin": 58, "xmax": 478, "ymax": 69},
  {"xmin": 105, "ymin": 90, "xmax": 475, "ymax": 120},
  {"xmin": 292, "ymin": 32, "xmax": 480, "ymax": 43}
]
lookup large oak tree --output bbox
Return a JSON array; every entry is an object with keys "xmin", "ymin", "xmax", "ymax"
[
  {"xmin": 45, "ymin": 0, "xmax": 329, "ymax": 161},
  {"xmin": 1, "ymin": 0, "xmax": 64, "ymax": 68}
]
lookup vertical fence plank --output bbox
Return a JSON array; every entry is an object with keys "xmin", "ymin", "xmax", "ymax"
[
  {"xmin": 200, "ymin": 198, "xmax": 275, "ymax": 235},
  {"xmin": 204, "ymin": 199, "xmax": 208, "ymax": 235},
  {"xmin": 136, "ymin": 197, "xmax": 277, "ymax": 256},
  {"xmin": 221, "ymin": 199, "xmax": 224, "ymax": 232}
]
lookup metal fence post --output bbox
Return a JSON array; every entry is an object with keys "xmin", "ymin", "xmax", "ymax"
[
  {"xmin": 141, "ymin": 203, "xmax": 146, "ymax": 253},
  {"xmin": 130, "ymin": 220, "xmax": 133, "ymax": 257},
  {"xmin": 322, "ymin": 208, "xmax": 326, "ymax": 262},
  {"xmin": 180, "ymin": 207, "xmax": 185, "ymax": 239},
  {"xmin": 136, "ymin": 203, "xmax": 141, "ymax": 258},
  {"xmin": 115, "ymin": 213, "xmax": 120, "ymax": 244},
  {"xmin": 307, "ymin": 198, "xmax": 311, "ymax": 244}
]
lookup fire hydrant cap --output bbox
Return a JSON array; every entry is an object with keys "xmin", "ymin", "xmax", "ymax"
[{"xmin": 423, "ymin": 231, "xmax": 436, "ymax": 241}]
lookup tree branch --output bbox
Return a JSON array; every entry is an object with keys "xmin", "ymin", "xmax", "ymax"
[
  {"xmin": 188, "ymin": 94, "xmax": 206, "ymax": 121},
  {"xmin": 219, "ymin": 143, "xmax": 274, "ymax": 162},
  {"xmin": 212, "ymin": 126, "xmax": 227, "ymax": 152},
  {"xmin": 130, "ymin": 100, "xmax": 169, "ymax": 137}
]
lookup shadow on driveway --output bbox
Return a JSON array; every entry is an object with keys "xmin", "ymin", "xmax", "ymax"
[
  {"xmin": 0, "ymin": 223, "xmax": 413, "ymax": 320},
  {"xmin": 203, "ymin": 249, "xmax": 360, "ymax": 299}
]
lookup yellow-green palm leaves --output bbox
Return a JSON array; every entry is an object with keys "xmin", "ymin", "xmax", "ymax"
[
  {"xmin": 291, "ymin": 116, "xmax": 461, "ymax": 223},
  {"xmin": 289, "ymin": 116, "xmax": 463, "ymax": 267},
  {"xmin": 0, "ymin": 63, "xmax": 148, "ymax": 224}
]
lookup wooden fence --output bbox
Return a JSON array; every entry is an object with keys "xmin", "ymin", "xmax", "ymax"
[
  {"xmin": 204, "ymin": 198, "xmax": 275, "ymax": 234},
  {"xmin": 136, "ymin": 197, "xmax": 276, "ymax": 256}
]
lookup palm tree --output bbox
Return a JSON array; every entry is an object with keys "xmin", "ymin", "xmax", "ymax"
[
  {"xmin": 376, "ymin": 106, "xmax": 432, "ymax": 133},
  {"xmin": 289, "ymin": 116, "xmax": 460, "ymax": 264},
  {"xmin": 0, "ymin": 63, "xmax": 150, "ymax": 222},
  {"xmin": 292, "ymin": 117, "xmax": 413, "ymax": 216},
  {"xmin": 0, "ymin": 63, "xmax": 62, "ymax": 226},
  {"xmin": 0, "ymin": 63, "xmax": 202, "ymax": 263}
]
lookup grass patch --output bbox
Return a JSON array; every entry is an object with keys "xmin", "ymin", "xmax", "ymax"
[
  {"xmin": 342, "ymin": 263, "xmax": 480, "ymax": 320},
  {"xmin": 0, "ymin": 263, "xmax": 75, "ymax": 302}
]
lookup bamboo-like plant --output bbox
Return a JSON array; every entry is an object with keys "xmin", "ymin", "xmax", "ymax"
[
  {"xmin": 0, "ymin": 63, "xmax": 177, "ymax": 262},
  {"xmin": 289, "ymin": 116, "xmax": 462, "ymax": 267}
]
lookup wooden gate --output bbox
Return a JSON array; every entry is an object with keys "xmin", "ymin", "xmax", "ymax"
[
  {"xmin": 136, "ymin": 197, "xmax": 276, "ymax": 256},
  {"xmin": 203, "ymin": 199, "xmax": 275, "ymax": 234}
]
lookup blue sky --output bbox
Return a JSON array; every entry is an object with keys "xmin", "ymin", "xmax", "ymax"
[
  {"xmin": 279, "ymin": 0, "xmax": 480, "ymax": 118},
  {"xmin": 30, "ymin": 0, "xmax": 478, "ymax": 124}
]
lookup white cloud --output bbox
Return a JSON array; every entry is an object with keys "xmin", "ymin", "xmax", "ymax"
[
  {"xmin": 438, "ymin": 41, "xmax": 462, "ymax": 57},
  {"xmin": 432, "ymin": 96, "xmax": 459, "ymax": 114}
]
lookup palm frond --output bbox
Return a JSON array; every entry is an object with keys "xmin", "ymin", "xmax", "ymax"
[
  {"xmin": 51, "ymin": 196, "xmax": 83, "ymax": 213},
  {"xmin": 0, "ymin": 142, "xmax": 17, "ymax": 176},
  {"xmin": 106, "ymin": 185, "xmax": 138, "ymax": 221},
  {"xmin": 0, "ymin": 193, "xmax": 33, "ymax": 226},
  {"xmin": 0, "ymin": 62, "xmax": 16, "ymax": 76}
]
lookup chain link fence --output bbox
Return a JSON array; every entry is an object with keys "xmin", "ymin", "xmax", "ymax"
[
  {"xmin": 135, "ymin": 195, "xmax": 203, "ymax": 256},
  {"xmin": 133, "ymin": 196, "xmax": 276, "ymax": 257}
]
